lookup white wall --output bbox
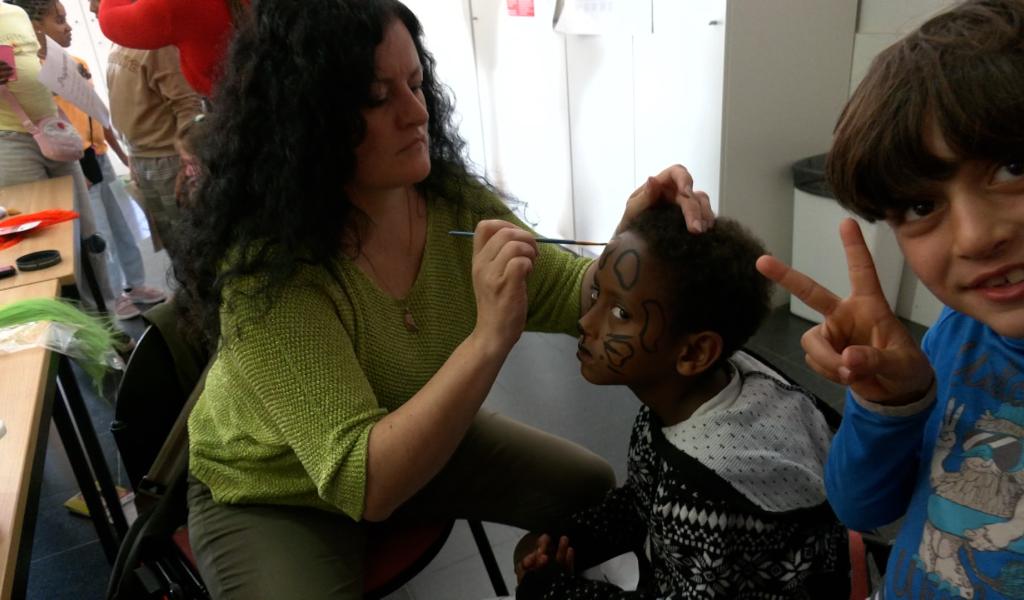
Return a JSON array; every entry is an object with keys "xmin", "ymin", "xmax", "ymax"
[
  {"xmin": 633, "ymin": 0, "xmax": 726, "ymax": 229},
  {"xmin": 401, "ymin": 0, "xmax": 487, "ymax": 176},
  {"xmin": 719, "ymin": 0, "xmax": 857, "ymax": 295},
  {"xmin": 469, "ymin": 0, "xmax": 575, "ymax": 238},
  {"xmin": 850, "ymin": 0, "xmax": 957, "ymax": 328}
]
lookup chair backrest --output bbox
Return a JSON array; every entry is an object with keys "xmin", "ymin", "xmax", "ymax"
[
  {"xmin": 111, "ymin": 324, "xmax": 188, "ymax": 490},
  {"xmin": 108, "ymin": 303, "xmax": 212, "ymax": 600}
]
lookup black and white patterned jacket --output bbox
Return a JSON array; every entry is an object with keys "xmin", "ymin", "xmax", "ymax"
[{"xmin": 517, "ymin": 352, "xmax": 850, "ymax": 599}]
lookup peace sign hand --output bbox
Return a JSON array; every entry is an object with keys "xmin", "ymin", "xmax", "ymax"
[{"xmin": 756, "ymin": 218, "xmax": 934, "ymax": 405}]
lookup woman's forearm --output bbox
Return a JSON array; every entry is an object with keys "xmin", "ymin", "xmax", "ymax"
[{"xmin": 363, "ymin": 330, "xmax": 511, "ymax": 521}]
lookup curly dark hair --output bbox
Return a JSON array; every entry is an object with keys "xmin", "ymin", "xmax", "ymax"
[
  {"xmin": 173, "ymin": 0, "xmax": 481, "ymax": 348},
  {"xmin": 626, "ymin": 206, "xmax": 772, "ymax": 364},
  {"xmin": 827, "ymin": 0, "xmax": 1024, "ymax": 222},
  {"xmin": 8, "ymin": 0, "xmax": 56, "ymax": 21}
]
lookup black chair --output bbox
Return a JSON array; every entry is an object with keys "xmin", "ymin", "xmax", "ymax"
[{"xmin": 108, "ymin": 314, "xmax": 510, "ymax": 599}]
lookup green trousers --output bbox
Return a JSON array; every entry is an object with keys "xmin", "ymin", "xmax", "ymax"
[{"xmin": 187, "ymin": 410, "xmax": 616, "ymax": 599}]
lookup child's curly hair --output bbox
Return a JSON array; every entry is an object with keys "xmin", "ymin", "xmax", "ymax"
[
  {"xmin": 626, "ymin": 206, "xmax": 772, "ymax": 363},
  {"xmin": 8, "ymin": 0, "xmax": 56, "ymax": 21},
  {"xmin": 174, "ymin": 114, "xmax": 206, "ymax": 208}
]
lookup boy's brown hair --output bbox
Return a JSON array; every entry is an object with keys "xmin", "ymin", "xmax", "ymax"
[{"xmin": 826, "ymin": 0, "xmax": 1024, "ymax": 221}]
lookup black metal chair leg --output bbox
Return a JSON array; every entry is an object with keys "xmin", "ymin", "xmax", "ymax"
[{"xmin": 468, "ymin": 519, "xmax": 509, "ymax": 596}]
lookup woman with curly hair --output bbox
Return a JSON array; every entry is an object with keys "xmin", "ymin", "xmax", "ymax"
[{"xmin": 175, "ymin": 0, "xmax": 714, "ymax": 596}]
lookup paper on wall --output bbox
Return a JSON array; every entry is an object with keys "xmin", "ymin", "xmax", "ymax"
[{"xmin": 37, "ymin": 37, "xmax": 111, "ymax": 128}]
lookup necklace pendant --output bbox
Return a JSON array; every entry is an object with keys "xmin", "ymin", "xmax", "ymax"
[{"xmin": 403, "ymin": 307, "xmax": 419, "ymax": 333}]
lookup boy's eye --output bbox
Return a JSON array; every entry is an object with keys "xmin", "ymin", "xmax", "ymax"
[
  {"xmin": 589, "ymin": 287, "xmax": 599, "ymax": 301},
  {"xmin": 993, "ymin": 160, "xmax": 1024, "ymax": 184},
  {"xmin": 903, "ymin": 200, "xmax": 936, "ymax": 222},
  {"xmin": 611, "ymin": 306, "xmax": 630, "ymax": 320}
]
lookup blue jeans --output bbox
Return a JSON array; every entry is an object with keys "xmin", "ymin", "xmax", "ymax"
[
  {"xmin": 0, "ymin": 130, "xmax": 116, "ymax": 309},
  {"xmin": 89, "ymin": 152, "xmax": 146, "ymax": 290}
]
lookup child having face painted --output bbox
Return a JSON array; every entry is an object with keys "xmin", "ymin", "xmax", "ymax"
[{"xmin": 515, "ymin": 205, "xmax": 849, "ymax": 599}]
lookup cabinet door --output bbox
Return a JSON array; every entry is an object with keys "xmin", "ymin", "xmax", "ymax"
[
  {"xmin": 634, "ymin": 0, "xmax": 726, "ymax": 213},
  {"xmin": 571, "ymin": 0, "xmax": 727, "ymax": 246},
  {"xmin": 566, "ymin": 33, "xmax": 637, "ymax": 248},
  {"xmin": 469, "ymin": 0, "xmax": 575, "ymax": 239}
]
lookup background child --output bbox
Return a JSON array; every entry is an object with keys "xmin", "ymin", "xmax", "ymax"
[
  {"xmin": 31, "ymin": 0, "xmax": 166, "ymax": 320},
  {"xmin": 516, "ymin": 206, "xmax": 848, "ymax": 598},
  {"xmin": 756, "ymin": 1, "xmax": 1024, "ymax": 597},
  {"xmin": 173, "ymin": 113, "xmax": 205, "ymax": 209}
]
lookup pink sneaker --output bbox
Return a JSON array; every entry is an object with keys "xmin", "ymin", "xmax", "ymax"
[
  {"xmin": 125, "ymin": 285, "xmax": 167, "ymax": 305},
  {"xmin": 114, "ymin": 293, "xmax": 142, "ymax": 321}
]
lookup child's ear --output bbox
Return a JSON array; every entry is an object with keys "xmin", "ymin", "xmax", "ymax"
[{"xmin": 675, "ymin": 331, "xmax": 723, "ymax": 377}]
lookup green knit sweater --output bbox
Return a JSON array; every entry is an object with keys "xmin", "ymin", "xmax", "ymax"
[{"xmin": 188, "ymin": 189, "xmax": 591, "ymax": 520}]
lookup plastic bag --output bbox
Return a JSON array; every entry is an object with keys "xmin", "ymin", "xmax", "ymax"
[{"xmin": 0, "ymin": 320, "xmax": 125, "ymax": 371}]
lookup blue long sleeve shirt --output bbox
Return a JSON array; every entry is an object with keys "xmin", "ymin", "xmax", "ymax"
[{"xmin": 826, "ymin": 307, "xmax": 1024, "ymax": 599}]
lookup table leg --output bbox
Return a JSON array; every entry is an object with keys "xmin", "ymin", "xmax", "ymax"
[{"xmin": 53, "ymin": 357, "xmax": 129, "ymax": 561}]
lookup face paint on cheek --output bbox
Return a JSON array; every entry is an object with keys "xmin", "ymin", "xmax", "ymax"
[
  {"xmin": 603, "ymin": 333, "xmax": 635, "ymax": 369},
  {"xmin": 639, "ymin": 300, "xmax": 666, "ymax": 353},
  {"xmin": 613, "ymin": 250, "xmax": 640, "ymax": 290}
]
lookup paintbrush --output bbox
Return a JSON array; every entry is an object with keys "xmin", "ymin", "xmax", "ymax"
[{"xmin": 448, "ymin": 230, "xmax": 606, "ymax": 246}]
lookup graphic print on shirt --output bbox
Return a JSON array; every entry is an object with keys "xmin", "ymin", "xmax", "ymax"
[{"xmin": 912, "ymin": 343, "xmax": 1024, "ymax": 599}]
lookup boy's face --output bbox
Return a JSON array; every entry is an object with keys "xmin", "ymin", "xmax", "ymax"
[
  {"xmin": 577, "ymin": 231, "xmax": 679, "ymax": 386},
  {"xmin": 888, "ymin": 125, "xmax": 1024, "ymax": 337}
]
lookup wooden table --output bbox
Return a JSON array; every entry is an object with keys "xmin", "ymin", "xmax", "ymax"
[
  {"xmin": 0, "ymin": 177, "xmax": 76, "ymax": 292},
  {"xmin": 0, "ymin": 178, "xmax": 128, "ymax": 597},
  {"xmin": 0, "ymin": 279, "xmax": 61, "ymax": 600}
]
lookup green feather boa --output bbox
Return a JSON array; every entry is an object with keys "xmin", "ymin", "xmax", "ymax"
[{"xmin": 0, "ymin": 298, "xmax": 123, "ymax": 390}]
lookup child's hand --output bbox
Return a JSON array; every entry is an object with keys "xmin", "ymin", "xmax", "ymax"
[
  {"xmin": 516, "ymin": 533, "xmax": 550, "ymax": 583},
  {"xmin": 756, "ymin": 218, "xmax": 934, "ymax": 405},
  {"xmin": 515, "ymin": 534, "xmax": 575, "ymax": 584}
]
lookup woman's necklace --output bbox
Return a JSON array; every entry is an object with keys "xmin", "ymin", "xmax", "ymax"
[{"xmin": 360, "ymin": 189, "xmax": 422, "ymax": 333}]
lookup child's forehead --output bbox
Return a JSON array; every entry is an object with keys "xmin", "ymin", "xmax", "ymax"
[
  {"xmin": 923, "ymin": 120, "xmax": 955, "ymax": 161},
  {"xmin": 597, "ymin": 231, "xmax": 661, "ymax": 291},
  {"xmin": 599, "ymin": 232, "xmax": 644, "ymax": 263}
]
